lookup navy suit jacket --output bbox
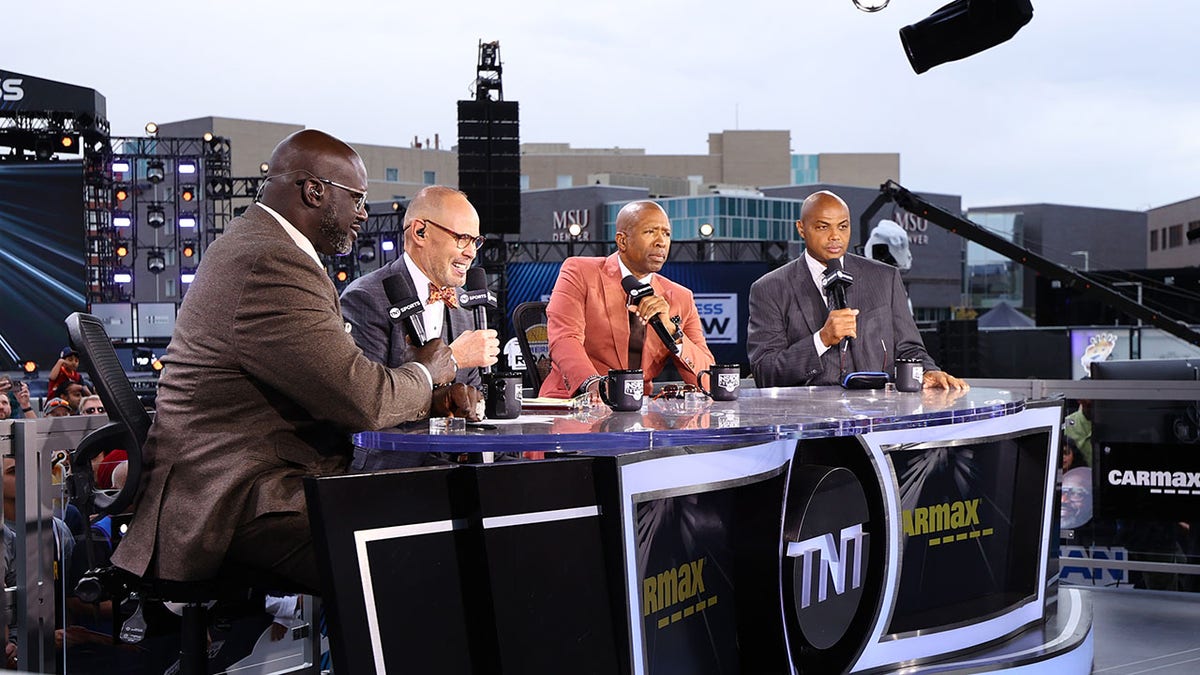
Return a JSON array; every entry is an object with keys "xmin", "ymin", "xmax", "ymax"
[{"xmin": 340, "ymin": 257, "xmax": 480, "ymax": 387}]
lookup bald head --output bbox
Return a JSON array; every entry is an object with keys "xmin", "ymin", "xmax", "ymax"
[
  {"xmin": 403, "ymin": 186, "xmax": 475, "ymax": 235},
  {"xmin": 797, "ymin": 190, "xmax": 851, "ymax": 264},
  {"xmin": 615, "ymin": 201, "xmax": 668, "ymax": 236},
  {"xmin": 614, "ymin": 200, "xmax": 672, "ymax": 277},
  {"xmin": 267, "ymin": 129, "xmax": 360, "ymax": 180},
  {"xmin": 258, "ymin": 129, "xmax": 368, "ymax": 256},
  {"xmin": 800, "ymin": 190, "xmax": 849, "ymax": 224},
  {"xmin": 404, "ymin": 185, "xmax": 481, "ymax": 288}
]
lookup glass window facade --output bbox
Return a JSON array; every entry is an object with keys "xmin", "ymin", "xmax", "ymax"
[
  {"xmin": 385, "ymin": 167, "xmax": 399, "ymax": 182},
  {"xmin": 963, "ymin": 211, "xmax": 1024, "ymax": 309},
  {"xmin": 602, "ymin": 195, "xmax": 805, "ymax": 241},
  {"xmin": 791, "ymin": 154, "xmax": 819, "ymax": 185},
  {"xmin": 423, "ymin": 170, "xmax": 436, "ymax": 185},
  {"xmin": 556, "ymin": 174, "xmax": 573, "ymax": 189}
]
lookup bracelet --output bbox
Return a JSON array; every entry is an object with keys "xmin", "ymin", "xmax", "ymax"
[
  {"xmin": 21, "ymin": 407, "xmax": 32, "ymax": 413},
  {"xmin": 578, "ymin": 375, "xmax": 604, "ymax": 395}
]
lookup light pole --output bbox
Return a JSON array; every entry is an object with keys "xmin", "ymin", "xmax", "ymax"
[{"xmin": 1070, "ymin": 250, "xmax": 1090, "ymax": 271}]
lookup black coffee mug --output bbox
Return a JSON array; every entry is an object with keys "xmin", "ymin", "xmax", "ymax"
[
  {"xmin": 599, "ymin": 369, "xmax": 644, "ymax": 412},
  {"xmin": 895, "ymin": 358, "xmax": 924, "ymax": 392},
  {"xmin": 699, "ymin": 364, "xmax": 741, "ymax": 401},
  {"xmin": 484, "ymin": 372, "xmax": 523, "ymax": 419}
]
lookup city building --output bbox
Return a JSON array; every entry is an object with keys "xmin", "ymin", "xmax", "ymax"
[
  {"xmin": 1147, "ymin": 195, "xmax": 1200, "ymax": 268},
  {"xmin": 966, "ymin": 204, "xmax": 1148, "ymax": 317}
]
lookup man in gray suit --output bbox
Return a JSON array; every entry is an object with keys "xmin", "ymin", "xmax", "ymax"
[
  {"xmin": 747, "ymin": 190, "xmax": 967, "ymax": 389},
  {"xmin": 341, "ymin": 185, "xmax": 500, "ymax": 469},
  {"xmin": 112, "ymin": 130, "xmax": 480, "ymax": 593}
]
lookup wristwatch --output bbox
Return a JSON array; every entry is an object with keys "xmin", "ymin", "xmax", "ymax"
[{"xmin": 670, "ymin": 315, "xmax": 684, "ymax": 344}]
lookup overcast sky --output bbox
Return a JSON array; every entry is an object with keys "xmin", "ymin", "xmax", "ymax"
[{"xmin": 6, "ymin": 0, "xmax": 1198, "ymax": 211}]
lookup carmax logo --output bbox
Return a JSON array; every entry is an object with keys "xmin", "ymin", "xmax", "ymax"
[{"xmin": 902, "ymin": 498, "xmax": 993, "ymax": 547}]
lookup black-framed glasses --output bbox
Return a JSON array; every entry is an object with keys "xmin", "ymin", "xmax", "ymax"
[
  {"xmin": 417, "ymin": 218, "xmax": 486, "ymax": 251},
  {"xmin": 263, "ymin": 169, "xmax": 368, "ymax": 211}
]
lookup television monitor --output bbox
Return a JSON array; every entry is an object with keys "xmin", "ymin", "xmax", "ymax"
[{"xmin": 1089, "ymin": 358, "xmax": 1199, "ymax": 445}]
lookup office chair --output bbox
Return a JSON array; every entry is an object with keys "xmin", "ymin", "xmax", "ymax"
[
  {"xmin": 65, "ymin": 312, "xmax": 315, "ymax": 675},
  {"xmin": 511, "ymin": 301, "xmax": 552, "ymax": 393}
]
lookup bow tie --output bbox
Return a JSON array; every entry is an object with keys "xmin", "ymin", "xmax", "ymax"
[{"xmin": 427, "ymin": 283, "xmax": 459, "ymax": 308}]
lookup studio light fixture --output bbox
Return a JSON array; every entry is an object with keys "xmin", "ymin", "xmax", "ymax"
[
  {"xmin": 259, "ymin": 162, "xmax": 270, "ymax": 175},
  {"xmin": 146, "ymin": 249, "xmax": 167, "ymax": 274},
  {"xmin": 699, "ymin": 222, "xmax": 715, "ymax": 238},
  {"xmin": 144, "ymin": 122, "xmax": 159, "ymax": 136},
  {"xmin": 181, "ymin": 240, "xmax": 196, "ymax": 259},
  {"xmin": 180, "ymin": 185, "xmax": 196, "ymax": 202},
  {"xmin": 146, "ymin": 206, "xmax": 166, "ymax": 229},
  {"xmin": 178, "ymin": 161, "xmax": 197, "ymax": 175},
  {"xmin": 381, "ymin": 239, "xmax": 396, "ymax": 252},
  {"xmin": 852, "ymin": 0, "xmax": 889, "ymax": 11},
  {"xmin": 115, "ymin": 242, "xmax": 130, "ymax": 258},
  {"xmin": 113, "ymin": 213, "xmax": 133, "ymax": 228},
  {"xmin": 146, "ymin": 160, "xmax": 165, "ymax": 183},
  {"xmin": 113, "ymin": 271, "xmax": 133, "ymax": 284},
  {"xmin": 178, "ymin": 214, "xmax": 197, "ymax": 229},
  {"xmin": 900, "ymin": 0, "xmax": 1034, "ymax": 74},
  {"xmin": 357, "ymin": 239, "xmax": 376, "ymax": 263},
  {"xmin": 334, "ymin": 265, "xmax": 350, "ymax": 283},
  {"xmin": 567, "ymin": 223, "xmax": 583, "ymax": 238}
]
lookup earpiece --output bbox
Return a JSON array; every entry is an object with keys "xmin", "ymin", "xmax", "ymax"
[{"xmin": 416, "ymin": 223, "xmax": 427, "ymax": 237}]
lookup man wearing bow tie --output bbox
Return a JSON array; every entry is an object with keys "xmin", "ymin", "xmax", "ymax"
[{"xmin": 341, "ymin": 186, "xmax": 501, "ymax": 387}]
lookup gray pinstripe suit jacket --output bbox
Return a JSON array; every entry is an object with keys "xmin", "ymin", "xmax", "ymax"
[{"xmin": 747, "ymin": 253, "xmax": 939, "ymax": 387}]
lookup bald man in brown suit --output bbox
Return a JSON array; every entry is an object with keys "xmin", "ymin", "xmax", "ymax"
[{"xmin": 112, "ymin": 130, "xmax": 479, "ymax": 593}]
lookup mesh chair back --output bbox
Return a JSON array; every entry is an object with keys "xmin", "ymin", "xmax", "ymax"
[
  {"xmin": 66, "ymin": 312, "xmax": 150, "ymax": 515},
  {"xmin": 511, "ymin": 301, "xmax": 552, "ymax": 393}
]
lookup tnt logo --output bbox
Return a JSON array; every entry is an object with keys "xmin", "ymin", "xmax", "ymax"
[{"xmin": 782, "ymin": 465, "xmax": 872, "ymax": 655}]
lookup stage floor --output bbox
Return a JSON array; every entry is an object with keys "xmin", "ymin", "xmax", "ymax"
[{"xmin": 1088, "ymin": 586, "xmax": 1200, "ymax": 674}]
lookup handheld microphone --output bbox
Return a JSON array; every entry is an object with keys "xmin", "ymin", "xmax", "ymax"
[
  {"xmin": 822, "ymin": 257, "xmax": 854, "ymax": 353},
  {"xmin": 382, "ymin": 273, "xmax": 428, "ymax": 347},
  {"xmin": 621, "ymin": 275, "xmax": 681, "ymax": 356},
  {"xmin": 460, "ymin": 267, "xmax": 496, "ymax": 376}
]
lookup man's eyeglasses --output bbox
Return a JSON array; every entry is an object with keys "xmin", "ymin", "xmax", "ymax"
[
  {"xmin": 82, "ymin": 406, "xmax": 105, "ymax": 414},
  {"xmin": 416, "ymin": 219, "xmax": 486, "ymax": 251},
  {"xmin": 263, "ymin": 170, "xmax": 368, "ymax": 211},
  {"xmin": 652, "ymin": 384, "xmax": 704, "ymax": 400},
  {"xmin": 297, "ymin": 176, "xmax": 368, "ymax": 211}
]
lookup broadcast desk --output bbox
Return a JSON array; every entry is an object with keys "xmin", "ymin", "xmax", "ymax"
[{"xmin": 305, "ymin": 385, "xmax": 1093, "ymax": 675}]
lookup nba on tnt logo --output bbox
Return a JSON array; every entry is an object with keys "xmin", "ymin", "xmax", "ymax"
[{"xmin": 782, "ymin": 465, "xmax": 873, "ymax": 662}]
